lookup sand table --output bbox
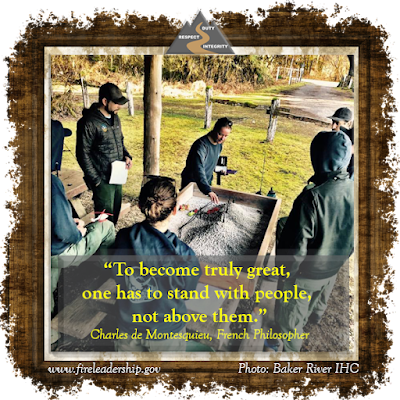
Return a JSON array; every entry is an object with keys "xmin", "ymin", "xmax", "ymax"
[{"xmin": 169, "ymin": 198, "xmax": 270, "ymax": 256}]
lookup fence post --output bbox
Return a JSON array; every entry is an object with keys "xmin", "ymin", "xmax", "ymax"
[
  {"xmin": 267, "ymin": 99, "xmax": 280, "ymax": 142},
  {"xmin": 288, "ymin": 68, "xmax": 293, "ymax": 85},
  {"xmin": 80, "ymin": 77, "xmax": 90, "ymax": 109},
  {"xmin": 143, "ymin": 55, "xmax": 162, "ymax": 176},
  {"xmin": 348, "ymin": 77, "xmax": 353, "ymax": 89},
  {"xmin": 126, "ymin": 81, "xmax": 134, "ymax": 116},
  {"xmin": 299, "ymin": 67, "xmax": 304, "ymax": 82},
  {"xmin": 204, "ymin": 86, "xmax": 213, "ymax": 129},
  {"xmin": 276, "ymin": 67, "xmax": 280, "ymax": 81}
]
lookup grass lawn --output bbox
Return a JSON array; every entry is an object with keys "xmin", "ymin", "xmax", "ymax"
[{"xmin": 60, "ymin": 84, "xmax": 321, "ymax": 217}]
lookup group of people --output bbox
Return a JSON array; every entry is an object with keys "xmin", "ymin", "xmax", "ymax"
[
  {"xmin": 51, "ymin": 83, "xmax": 223, "ymax": 351},
  {"xmin": 51, "ymin": 81, "xmax": 354, "ymax": 353}
]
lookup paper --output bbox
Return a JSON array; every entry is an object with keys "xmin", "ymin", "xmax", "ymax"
[
  {"xmin": 109, "ymin": 160, "xmax": 128, "ymax": 184},
  {"xmin": 214, "ymin": 165, "xmax": 227, "ymax": 173},
  {"xmin": 91, "ymin": 213, "xmax": 109, "ymax": 223}
]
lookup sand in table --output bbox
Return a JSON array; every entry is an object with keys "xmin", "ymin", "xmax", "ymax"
[{"xmin": 169, "ymin": 198, "xmax": 269, "ymax": 256}]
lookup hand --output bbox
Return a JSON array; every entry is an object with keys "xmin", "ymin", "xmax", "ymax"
[
  {"xmin": 125, "ymin": 156, "xmax": 132, "ymax": 170},
  {"xmin": 77, "ymin": 226, "xmax": 87, "ymax": 237},
  {"xmin": 208, "ymin": 191, "xmax": 219, "ymax": 204},
  {"xmin": 74, "ymin": 218, "xmax": 85, "ymax": 226},
  {"xmin": 74, "ymin": 218, "xmax": 87, "ymax": 236}
]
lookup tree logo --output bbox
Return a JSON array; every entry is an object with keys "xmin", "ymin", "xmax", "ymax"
[{"xmin": 166, "ymin": 11, "xmax": 234, "ymax": 55}]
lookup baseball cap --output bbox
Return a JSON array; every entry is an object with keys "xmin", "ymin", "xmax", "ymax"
[
  {"xmin": 327, "ymin": 107, "xmax": 353, "ymax": 122},
  {"xmin": 99, "ymin": 83, "xmax": 128, "ymax": 105}
]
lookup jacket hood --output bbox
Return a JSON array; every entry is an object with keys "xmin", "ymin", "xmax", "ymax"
[
  {"xmin": 309, "ymin": 130, "xmax": 352, "ymax": 184},
  {"xmin": 51, "ymin": 120, "xmax": 72, "ymax": 171},
  {"xmin": 82, "ymin": 103, "xmax": 101, "ymax": 118},
  {"xmin": 81, "ymin": 103, "xmax": 114, "ymax": 126}
]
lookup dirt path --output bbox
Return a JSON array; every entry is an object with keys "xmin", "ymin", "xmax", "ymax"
[{"xmin": 278, "ymin": 79, "xmax": 354, "ymax": 123}]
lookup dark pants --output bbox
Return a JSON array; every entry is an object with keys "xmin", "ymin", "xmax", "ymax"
[
  {"xmin": 92, "ymin": 181, "xmax": 123, "ymax": 224},
  {"xmin": 275, "ymin": 275, "xmax": 336, "ymax": 351}
]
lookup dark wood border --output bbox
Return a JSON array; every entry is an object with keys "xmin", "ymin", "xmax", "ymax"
[{"xmin": 3, "ymin": 6, "xmax": 394, "ymax": 396}]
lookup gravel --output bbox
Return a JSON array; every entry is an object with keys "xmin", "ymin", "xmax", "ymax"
[
  {"xmin": 169, "ymin": 197, "xmax": 269, "ymax": 256},
  {"xmin": 79, "ymin": 192, "xmax": 270, "ymax": 256}
]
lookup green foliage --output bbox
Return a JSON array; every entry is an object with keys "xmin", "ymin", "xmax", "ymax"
[
  {"xmin": 51, "ymin": 55, "xmax": 349, "ymax": 97},
  {"xmin": 52, "ymin": 55, "xmax": 145, "ymax": 87},
  {"xmin": 53, "ymin": 55, "xmax": 276, "ymax": 91}
]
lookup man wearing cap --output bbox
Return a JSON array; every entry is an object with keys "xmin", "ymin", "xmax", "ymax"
[
  {"xmin": 328, "ymin": 107, "xmax": 354, "ymax": 179},
  {"xmin": 76, "ymin": 83, "xmax": 132, "ymax": 224},
  {"xmin": 271, "ymin": 130, "xmax": 354, "ymax": 352}
]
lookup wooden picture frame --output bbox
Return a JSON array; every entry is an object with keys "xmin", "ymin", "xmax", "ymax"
[{"xmin": 3, "ymin": 6, "xmax": 394, "ymax": 396}]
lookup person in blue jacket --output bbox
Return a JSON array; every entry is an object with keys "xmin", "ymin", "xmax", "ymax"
[
  {"xmin": 51, "ymin": 120, "xmax": 115, "ymax": 349},
  {"xmin": 113, "ymin": 177, "xmax": 201, "ymax": 352},
  {"xmin": 181, "ymin": 117, "xmax": 232, "ymax": 204}
]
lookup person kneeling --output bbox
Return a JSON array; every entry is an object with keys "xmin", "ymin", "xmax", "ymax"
[{"xmin": 113, "ymin": 177, "xmax": 201, "ymax": 352}]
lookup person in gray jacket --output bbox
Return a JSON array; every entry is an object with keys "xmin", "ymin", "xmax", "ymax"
[
  {"xmin": 273, "ymin": 130, "xmax": 354, "ymax": 352},
  {"xmin": 181, "ymin": 117, "xmax": 232, "ymax": 204},
  {"xmin": 76, "ymin": 83, "xmax": 132, "ymax": 224}
]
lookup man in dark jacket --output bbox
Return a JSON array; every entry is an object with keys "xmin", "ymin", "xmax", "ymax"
[
  {"xmin": 328, "ymin": 107, "xmax": 354, "ymax": 180},
  {"xmin": 274, "ymin": 130, "xmax": 354, "ymax": 352},
  {"xmin": 181, "ymin": 117, "xmax": 232, "ymax": 204},
  {"xmin": 76, "ymin": 83, "xmax": 132, "ymax": 224}
]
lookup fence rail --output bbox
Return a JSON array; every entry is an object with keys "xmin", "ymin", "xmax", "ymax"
[{"xmin": 275, "ymin": 67, "xmax": 304, "ymax": 84}]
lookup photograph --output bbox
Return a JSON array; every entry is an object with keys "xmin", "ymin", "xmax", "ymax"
[
  {"xmin": 1, "ymin": 1, "xmax": 398, "ymax": 398},
  {"xmin": 48, "ymin": 51, "xmax": 356, "ymax": 361}
]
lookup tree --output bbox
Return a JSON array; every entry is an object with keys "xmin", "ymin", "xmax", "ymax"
[
  {"xmin": 337, "ymin": 55, "xmax": 353, "ymax": 88},
  {"xmin": 347, "ymin": 55, "xmax": 354, "ymax": 77}
]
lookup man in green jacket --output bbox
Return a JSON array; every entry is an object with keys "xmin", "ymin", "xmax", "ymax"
[
  {"xmin": 273, "ymin": 130, "xmax": 354, "ymax": 352},
  {"xmin": 328, "ymin": 107, "xmax": 354, "ymax": 179}
]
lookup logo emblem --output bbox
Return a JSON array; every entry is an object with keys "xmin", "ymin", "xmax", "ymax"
[
  {"xmin": 167, "ymin": 11, "xmax": 234, "ymax": 55},
  {"xmin": 125, "ymin": 268, "xmax": 158, "ymax": 304},
  {"xmin": 101, "ymin": 124, "xmax": 108, "ymax": 133}
]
